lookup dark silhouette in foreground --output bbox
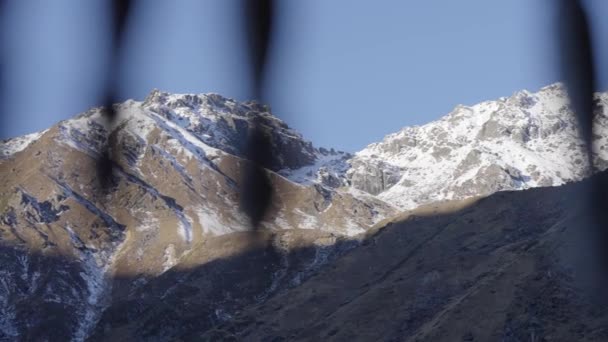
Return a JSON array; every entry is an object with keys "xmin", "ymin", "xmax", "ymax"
[{"xmin": 557, "ymin": 0, "xmax": 608, "ymax": 301}]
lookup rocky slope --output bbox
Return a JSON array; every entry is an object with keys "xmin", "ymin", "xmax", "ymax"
[{"xmin": 1, "ymin": 83, "xmax": 607, "ymax": 340}]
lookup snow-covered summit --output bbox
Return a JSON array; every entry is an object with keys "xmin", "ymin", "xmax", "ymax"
[
  {"xmin": 141, "ymin": 90, "xmax": 321, "ymax": 171},
  {"xmin": 346, "ymin": 83, "xmax": 608, "ymax": 209},
  {"xmin": 30, "ymin": 90, "xmax": 338, "ymax": 174}
]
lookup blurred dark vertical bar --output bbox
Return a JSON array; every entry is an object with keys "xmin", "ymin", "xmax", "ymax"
[
  {"xmin": 239, "ymin": 0, "xmax": 276, "ymax": 228},
  {"xmin": 557, "ymin": 0, "xmax": 608, "ymax": 298},
  {"xmin": 245, "ymin": 0, "xmax": 274, "ymax": 97},
  {"xmin": 0, "ymin": 0, "xmax": 6, "ymax": 142},
  {"xmin": 97, "ymin": 0, "xmax": 132, "ymax": 191},
  {"xmin": 557, "ymin": 0, "xmax": 596, "ymax": 157}
]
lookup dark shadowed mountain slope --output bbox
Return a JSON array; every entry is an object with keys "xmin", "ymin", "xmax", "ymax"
[
  {"xmin": 202, "ymin": 176, "xmax": 605, "ymax": 341},
  {"xmin": 61, "ymin": 172, "xmax": 608, "ymax": 341}
]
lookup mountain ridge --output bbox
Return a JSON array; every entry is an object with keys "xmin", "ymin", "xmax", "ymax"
[
  {"xmin": 1, "ymin": 82, "xmax": 608, "ymax": 340},
  {"xmin": 6, "ymin": 82, "xmax": 607, "ymax": 212},
  {"xmin": 346, "ymin": 83, "xmax": 608, "ymax": 209}
]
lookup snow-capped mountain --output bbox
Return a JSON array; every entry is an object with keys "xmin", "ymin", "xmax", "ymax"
[
  {"xmin": 0, "ymin": 89, "xmax": 394, "ymax": 341},
  {"xmin": 347, "ymin": 83, "xmax": 608, "ymax": 209},
  {"xmin": 1, "ymin": 82, "xmax": 607, "ymax": 340}
]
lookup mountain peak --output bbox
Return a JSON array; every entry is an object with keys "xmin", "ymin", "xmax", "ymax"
[{"xmin": 346, "ymin": 83, "xmax": 607, "ymax": 209}]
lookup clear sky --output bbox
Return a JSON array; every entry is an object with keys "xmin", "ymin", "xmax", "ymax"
[{"xmin": 2, "ymin": 0, "xmax": 608, "ymax": 152}]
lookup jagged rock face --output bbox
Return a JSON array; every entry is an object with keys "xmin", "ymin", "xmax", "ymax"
[
  {"xmin": 347, "ymin": 83, "xmax": 608, "ymax": 209},
  {"xmin": 278, "ymin": 147, "xmax": 353, "ymax": 189},
  {"xmin": 0, "ymin": 92, "xmax": 395, "ymax": 341},
  {"xmin": 346, "ymin": 159, "xmax": 401, "ymax": 195},
  {"xmin": 143, "ymin": 90, "xmax": 317, "ymax": 171}
]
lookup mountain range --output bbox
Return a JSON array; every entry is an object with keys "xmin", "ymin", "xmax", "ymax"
[{"xmin": 1, "ymin": 83, "xmax": 607, "ymax": 341}]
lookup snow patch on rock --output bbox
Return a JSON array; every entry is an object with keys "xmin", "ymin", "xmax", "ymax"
[{"xmin": 1, "ymin": 130, "xmax": 47, "ymax": 159}]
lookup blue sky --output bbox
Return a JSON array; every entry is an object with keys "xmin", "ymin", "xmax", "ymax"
[{"xmin": 2, "ymin": 0, "xmax": 608, "ymax": 152}]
